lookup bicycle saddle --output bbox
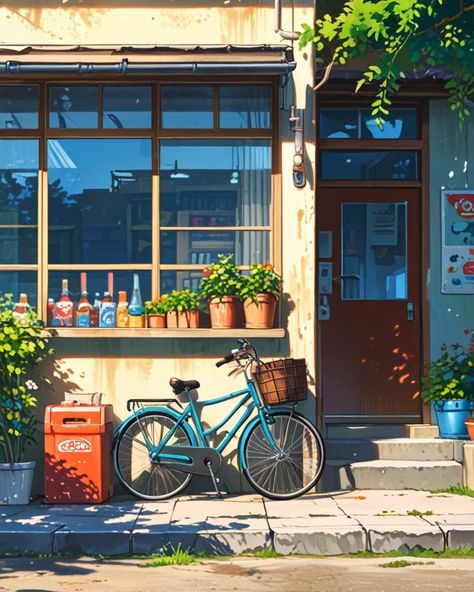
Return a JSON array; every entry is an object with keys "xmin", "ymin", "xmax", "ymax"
[{"xmin": 169, "ymin": 377, "xmax": 200, "ymax": 394}]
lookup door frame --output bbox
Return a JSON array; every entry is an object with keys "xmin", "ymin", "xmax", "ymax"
[{"xmin": 314, "ymin": 95, "xmax": 431, "ymax": 428}]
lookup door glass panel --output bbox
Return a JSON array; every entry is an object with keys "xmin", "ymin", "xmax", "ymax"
[
  {"xmin": 321, "ymin": 151, "xmax": 418, "ymax": 180},
  {"xmin": 341, "ymin": 202, "xmax": 407, "ymax": 300}
]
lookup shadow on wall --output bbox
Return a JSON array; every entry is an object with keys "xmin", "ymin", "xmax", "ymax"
[
  {"xmin": 29, "ymin": 357, "xmax": 82, "ymax": 497},
  {"xmin": 4, "ymin": 0, "xmax": 275, "ymax": 7}
]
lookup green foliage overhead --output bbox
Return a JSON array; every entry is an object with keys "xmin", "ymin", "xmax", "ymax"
[
  {"xmin": 300, "ymin": 0, "xmax": 474, "ymax": 129},
  {"xmin": 0, "ymin": 293, "xmax": 54, "ymax": 464}
]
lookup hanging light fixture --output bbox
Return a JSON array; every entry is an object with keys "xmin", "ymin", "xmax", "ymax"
[{"xmin": 170, "ymin": 159, "xmax": 190, "ymax": 179}]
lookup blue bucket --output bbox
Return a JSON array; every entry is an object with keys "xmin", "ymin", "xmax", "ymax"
[{"xmin": 434, "ymin": 400, "xmax": 473, "ymax": 439}]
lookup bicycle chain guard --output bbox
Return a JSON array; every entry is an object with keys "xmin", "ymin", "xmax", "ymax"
[{"xmin": 159, "ymin": 446, "xmax": 222, "ymax": 476}]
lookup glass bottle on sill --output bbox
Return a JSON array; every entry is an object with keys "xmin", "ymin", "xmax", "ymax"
[
  {"xmin": 128, "ymin": 273, "xmax": 144, "ymax": 328},
  {"xmin": 76, "ymin": 291, "xmax": 93, "ymax": 328},
  {"xmin": 99, "ymin": 291, "xmax": 116, "ymax": 328},
  {"xmin": 116, "ymin": 290, "xmax": 129, "ymax": 328},
  {"xmin": 52, "ymin": 279, "xmax": 73, "ymax": 327},
  {"xmin": 90, "ymin": 292, "xmax": 101, "ymax": 328},
  {"xmin": 47, "ymin": 298, "xmax": 55, "ymax": 326},
  {"xmin": 13, "ymin": 293, "xmax": 30, "ymax": 325}
]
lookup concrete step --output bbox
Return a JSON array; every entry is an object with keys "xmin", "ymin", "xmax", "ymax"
[
  {"xmin": 372, "ymin": 438, "xmax": 464, "ymax": 462},
  {"xmin": 405, "ymin": 424, "xmax": 439, "ymax": 438},
  {"xmin": 326, "ymin": 424, "xmax": 406, "ymax": 439},
  {"xmin": 325, "ymin": 439, "xmax": 377, "ymax": 461},
  {"xmin": 319, "ymin": 460, "xmax": 352, "ymax": 492},
  {"xmin": 345, "ymin": 460, "xmax": 463, "ymax": 490}
]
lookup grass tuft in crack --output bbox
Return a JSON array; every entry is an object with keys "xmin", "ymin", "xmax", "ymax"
[
  {"xmin": 140, "ymin": 544, "xmax": 211, "ymax": 567},
  {"xmin": 430, "ymin": 485, "xmax": 474, "ymax": 498}
]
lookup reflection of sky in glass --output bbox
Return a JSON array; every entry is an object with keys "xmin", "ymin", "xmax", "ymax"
[
  {"xmin": 47, "ymin": 139, "xmax": 151, "ymax": 193},
  {"xmin": 0, "ymin": 139, "xmax": 38, "ymax": 169}
]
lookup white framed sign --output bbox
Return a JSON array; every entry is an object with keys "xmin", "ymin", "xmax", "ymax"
[{"xmin": 441, "ymin": 189, "xmax": 474, "ymax": 294}]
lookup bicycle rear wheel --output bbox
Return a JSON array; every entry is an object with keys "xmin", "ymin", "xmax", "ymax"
[
  {"xmin": 114, "ymin": 411, "xmax": 193, "ymax": 500},
  {"xmin": 241, "ymin": 411, "xmax": 325, "ymax": 500}
]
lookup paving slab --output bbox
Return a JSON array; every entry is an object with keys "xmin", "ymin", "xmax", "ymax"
[
  {"xmin": 39, "ymin": 500, "xmax": 143, "ymax": 517},
  {"xmin": 270, "ymin": 515, "xmax": 366, "ymax": 555},
  {"xmin": 357, "ymin": 515, "xmax": 444, "ymax": 553},
  {"xmin": 192, "ymin": 517, "xmax": 271, "ymax": 555},
  {"xmin": 264, "ymin": 495, "xmax": 344, "ymax": 518},
  {"xmin": 333, "ymin": 489, "xmax": 474, "ymax": 516},
  {"xmin": 172, "ymin": 498, "xmax": 266, "ymax": 520},
  {"xmin": 130, "ymin": 501, "xmax": 176, "ymax": 554},
  {"xmin": 425, "ymin": 514, "xmax": 474, "ymax": 549},
  {"xmin": 52, "ymin": 510, "xmax": 140, "ymax": 555}
]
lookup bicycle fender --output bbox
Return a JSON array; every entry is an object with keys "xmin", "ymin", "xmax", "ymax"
[
  {"xmin": 238, "ymin": 408, "xmax": 301, "ymax": 471},
  {"xmin": 113, "ymin": 405, "xmax": 198, "ymax": 448}
]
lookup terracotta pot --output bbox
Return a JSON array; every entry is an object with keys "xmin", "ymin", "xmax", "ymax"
[
  {"xmin": 209, "ymin": 296, "xmax": 238, "ymax": 329},
  {"xmin": 166, "ymin": 310, "xmax": 200, "ymax": 328},
  {"xmin": 243, "ymin": 294, "xmax": 277, "ymax": 329},
  {"xmin": 147, "ymin": 313, "xmax": 166, "ymax": 328},
  {"xmin": 465, "ymin": 418, "xmax": 474, "ymax": 440}
]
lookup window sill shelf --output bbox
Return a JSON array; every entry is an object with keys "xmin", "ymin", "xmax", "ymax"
[{"xmin": 48, "ymin": 327, "xmax": 285, "ymax": 339}]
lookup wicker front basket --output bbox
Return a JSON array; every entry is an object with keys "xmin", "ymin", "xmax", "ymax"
[{"xmin": 253, "ymin": 358, "xmax": 308, "ymax": 406}]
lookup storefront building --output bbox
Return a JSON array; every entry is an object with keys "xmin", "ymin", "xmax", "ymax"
[{"xmin": 0, "ymin": 1, "xmax": 472, "ymax": 494}]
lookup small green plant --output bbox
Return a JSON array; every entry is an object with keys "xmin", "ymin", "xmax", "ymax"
[
  {"xmin": 162, "ymin": 289, "xmax": 201, "ymax": 313},
  {"xmin": 380, "ymin": 559, "xmax": 432, "ymax": 568},
  {"xmin": 144, "ymin": 297, "xmax": 169, "ymax": 315},
  {"xmin": 251, "ymin": 548, "xmax": 282, "ymax": 559},
  {"xmin": 430, "ymin": 485, "xmax": 474, "ymax": 498},
  {"xmin": 419, "ymin": 331, "xmax": 474, "ymax": 402},
  {"xmin": 200, "ymin": 254, "xmax": 241, "ymax": 301},
  {"xmin": 140, "ymin": 544, "xmax": 203, "ymax": 567},
  {"xmin": 407, "ymin": 509, "xmax": 433, "ymax": 517},
  {"xmin": 0, "ymin": 292, "xmax": 54, "ymax": 464},
  {"xmin": 237, "ymin": 264, "xmax": 282, "ymax": 303}
]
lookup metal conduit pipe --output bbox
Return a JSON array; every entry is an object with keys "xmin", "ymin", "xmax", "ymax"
[
  {"xmin": 1, "ymin": 60, "xmax": 296, "ymax": 75},
  {"xmin": 274, "ymin": 0, "xmax": 299, "ymax": 41}
]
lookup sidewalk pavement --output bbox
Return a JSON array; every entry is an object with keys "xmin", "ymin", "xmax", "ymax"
[{"xmin": 1, "ymin": 489, "xmax": 474, "ymax": 557}]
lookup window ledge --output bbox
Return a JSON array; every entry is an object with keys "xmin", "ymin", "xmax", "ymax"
[{"xmin": 48, "ymin": 327, "xmax": 285, "ymax": 339}]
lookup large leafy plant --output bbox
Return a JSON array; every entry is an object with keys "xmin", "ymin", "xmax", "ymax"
[
  {"xmin": 420, "ymin": 332, "xmax": 474, "ymax": 402},
  {"xmin": 237, "ymin": 264, "xmax": 282, "ymax": 303},
  {"xmin": 0, "ymin": 293, "xmax": 53, "ymax": 464},
  {"xmin": 200, "ymin": 254, "xmax": 241, "ymax": 300},
  {"xmin": 163, "ymin": 289, "xmax": 201, "ymax": 313}
]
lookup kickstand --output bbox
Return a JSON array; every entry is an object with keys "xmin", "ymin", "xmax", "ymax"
[{"xmin": 205, "ymin": 460, "xmax": 222, "ymax": 499}]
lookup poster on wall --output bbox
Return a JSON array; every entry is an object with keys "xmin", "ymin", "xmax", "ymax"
[{"xmin": 441, "ymin": 189, "xmax": 474, "ymax": 294}]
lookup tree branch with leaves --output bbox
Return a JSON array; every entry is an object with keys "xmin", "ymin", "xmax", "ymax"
[{"xmin": 300, "ymin": 0, "xmax": 474, "ymax": 129}]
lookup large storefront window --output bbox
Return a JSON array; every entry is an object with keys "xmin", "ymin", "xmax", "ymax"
[{"xmin": 0, "ymin": 82, "xmax": 277, "ymax": 326}]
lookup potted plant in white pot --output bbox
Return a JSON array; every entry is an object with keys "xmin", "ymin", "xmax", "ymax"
[
  {"xmin": 237, "ymin": 264, "xmax": 282, "ymax": 329},
  {"xmin": 0, "ymin": 293, "xmax": 53, "ymax": 504},
  {"xmin": 200, "ymin": 254, "xmax": 241, "ymax": 329},
  {"xmin": 420, "ymin": 333, "xmax": 474, "ymax": 439}
]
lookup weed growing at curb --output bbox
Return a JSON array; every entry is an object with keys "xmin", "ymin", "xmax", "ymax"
[
  {"xmin": 140, "ymin": 544, "xmax": 208, "ymax": 567},
  {"xmin": 430, "ymin": 485, "xmax": 474, "ymax": 498},
  {"xmin": 407, "ymin": 509, "xmax": 433, "ymax": 517},
  {"xmin": 349, "ymin": 547, "xmax": 474, "ymax": 560},
  {"xmin": 251, "ymin": 548, "xmax": 282, "ymax": 559},
  {"xmin": 380, "ymin": 559, "xmax": 434, "ymax": 568}
]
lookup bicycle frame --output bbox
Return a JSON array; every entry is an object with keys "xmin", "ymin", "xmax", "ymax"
[{"xmin": 133, "ymin": 377, "xmax": 287, "ymax": 466}]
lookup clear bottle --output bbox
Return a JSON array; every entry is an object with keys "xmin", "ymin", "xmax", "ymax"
[
  {"xmin": 13, "ymin": 293, "xmax": 30, "ymax": 325},
  {"xmin": 90, "ymin": 292, "xmax": 101, "ymax": 328},
  {"xmin": 76, "ymin": 291, "xmax": 93, "ymax": 328},
  {"xmin": 53, "ymin": 279, "xmax": 73, "ymax": 327},
  {"xmin": 128, "ymin": 274, "xmax": 144, "ymax": 327},
  {"xmin": 116, "ymin": 290, "xmax": 129, "ymax": 328}
]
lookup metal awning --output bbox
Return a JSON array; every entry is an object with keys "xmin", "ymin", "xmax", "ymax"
[{"xmin": 0, "ymin": 44, "xmax": 296, "ymax": 76}]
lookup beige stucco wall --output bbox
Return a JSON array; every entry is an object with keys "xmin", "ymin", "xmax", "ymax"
[{"xmin": 1, "ymin": 1, "xmax": 317, "ymax": 494}]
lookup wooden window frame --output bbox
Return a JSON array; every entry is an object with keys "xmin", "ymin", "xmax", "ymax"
[{"xmin": 0, "ymin": 78, "xmax": 282, "ymax": 335}]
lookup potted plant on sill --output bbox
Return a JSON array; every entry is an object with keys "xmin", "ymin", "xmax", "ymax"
[
  {"xmin": 237, "ymin": 264, "xmax": 282, "ymax": 329},
  {"xmin": 0, "ymin": 293, "xmax": 53, "ymax": 504},
  {"xmin": 200, "ymin": 254, "xmax": 241, "ymax": 329},
  {"xmin": 420, "ymin": 332, "xmax": 474, "ymax": 439},
  {"xmin": 144, "ymin": 297, "xmax": 168, "ymax": 328},
  {"xmin": 164, "ymin": 289, "xmax": 201, "ymax": 328}
]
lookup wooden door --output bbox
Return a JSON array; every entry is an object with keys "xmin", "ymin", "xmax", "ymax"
[{"xmin": 318, "ymin": 188, "xmax": 422, "ymax": 422}]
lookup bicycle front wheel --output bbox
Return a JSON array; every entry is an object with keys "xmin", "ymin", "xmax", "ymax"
[
  {"xmin": 114, "ymin": 411, "xmax": 194, "ymax": 500},
  {"xmin": 241, "ymin": 411, "xmax": 325, "ymax": 500}
]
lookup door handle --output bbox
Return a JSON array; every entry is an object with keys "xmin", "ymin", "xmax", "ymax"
[
  {"xmin": 318, "ymin": 294, "xmax": 330, "ymax": 320},
  {"xmin": 341, "ymin": 274, "xmax": 361, "ymax": 281}
]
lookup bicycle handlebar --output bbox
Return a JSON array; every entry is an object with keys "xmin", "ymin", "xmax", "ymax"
[
  {"xmin": 215, "ymin": 339, "xmax": 259, "ymax": 368},
  {"xmin": 215, "ymin": 353, "xmax": 235, "ymax": 367}
]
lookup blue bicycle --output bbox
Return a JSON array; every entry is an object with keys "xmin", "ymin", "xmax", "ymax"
[{"xmin": 113, "ymin": 339, "xmax": 325, "ymax": 500}]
